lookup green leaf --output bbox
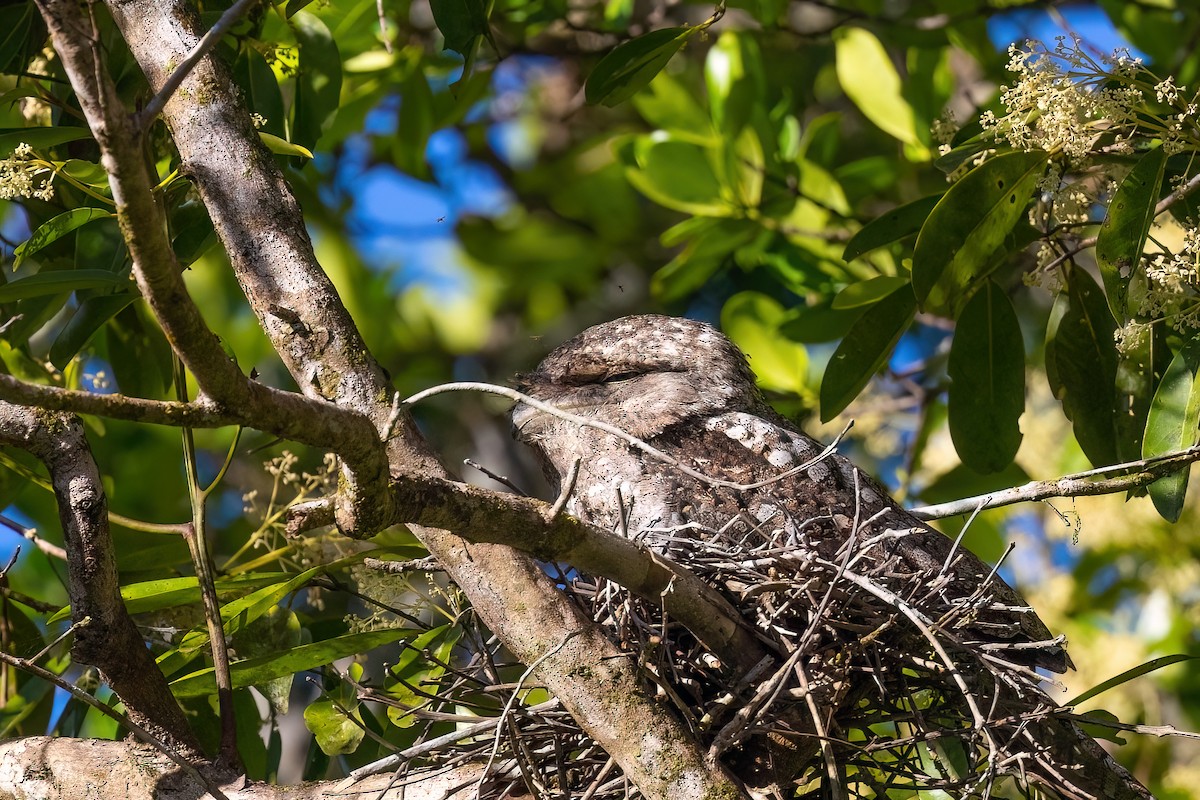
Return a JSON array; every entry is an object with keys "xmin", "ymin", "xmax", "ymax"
[
  {"xmin": 50, "ymin": 572, "xmax": 302, "ymax": 623},
  {"xmin": 650, "ymin": 218, "xmax": 759, "ymax": 303},
  {"xmin": 291, "ymin": 12, "xmax": 342, "ymax": 149},
  {"xmin": 56, "ymin": 160, "xmax": 110, "ymax": 190},
  {"xmin": 780, "ymin": 302, "xmax": 863, "ymax": 344},
  {"xmin": 913, "ymin": 150, "xmax": 1047, "ymax": 314},
  {"xmin": 232, "ymin": 606, "xmax": 302, "ymax": 714},
  {"xmin": 170, "ymin": 628, "xmax": 417, "ymax": 698},
  {"xmin": 0, "ymin": 127, "xmax": 92, "ymax": 157},
  {"xmin": 1143, "ymin": 339, "xmax": 1200, "ymax": 522},
  {"xmin": 586, "ymin": 27, "xmax": 693, "ymax": 107},
  {"xmin": 258, "ymin": 131, "xmax": 313, "ymax": 159},
  {"xmin": 948, "ymin": 281, "xmax": 1025, "ymax": 473},
  {"xmin": 49, "ymin": 293, "xmax": 137, "ymax": 370},
  {"xmin": 843, "ymin": 194, "xmax": 942, "ymax": 262},
  {"xmin": 1096, "ymin": 146, "xmax": 1166, "ymax": 320},
  {"xmin": 721, "ymin": 291, "xmax": 809, "ymax": 396},
  {"xmin": 305, "ymin": 696, "xmax": 365, "ymax": 755},
  {"xmin": 384, "ymin": 626, "xmax": 461, "ymax": 728},
  {"xmin": 624, "ymin": 135, "xmax": 732, "ymax": 216},
  {"xmin": 704, "ymin": 30, "xmax": 763, "ymax": 136},
  {"xmin": 1045, "ymin": 265, "xmax": 1119, "ymax": 467},
  {"xmin": 831, "ymin": 275, "xmax": 911, "ymax": 310},
  {"xmin": 0, "ymin": 269, "xmax": 125, "ymax": 302},
  {"xmin": 1067, "ymin": 654, "xmax": 1200, "ymax": 707},
  {"xmin": 833, "ymin": 27, "xmax": 921, "ymax": 151},
  {"xmin": 1115, "ymin": 322, "xmax": 1166, "ymax": 464},
  {"xmin": 429, "ymin": 0, "xmax": 490, "ymax": 57},
  {"xmin": 14, "ymin": 208, "xmax": 114, "ymax": 269},
  {"xmin": 395, "ymin": 67, "xmax": 435, "ymax": 179},
  {"xmin": 235, "ymin": 46, "xmax": 286, "ymax": 138},
  {"xmin": 105, "ymin": 302, "xmax": 172, "ymax": 398},
  {"xmin": 820, "ymin": 285, "xmax": 917, "ymax": 421}
]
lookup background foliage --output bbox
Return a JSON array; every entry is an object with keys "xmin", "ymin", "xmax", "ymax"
[{"xmin": 2, "ymin": 0, "xmax": 1200, "ymax": 795}]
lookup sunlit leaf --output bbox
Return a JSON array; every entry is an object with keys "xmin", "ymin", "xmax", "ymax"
[
  {"xmin": 834, "ymin": 27, "xmax": 921, "ymax": 150},
  {"xmin": 384, "ymin": 626, "xmax": 462, "ymax": 728},
  {"xmin": 1068, "ymin": 654, "xmax": 1200, "ymax": 707},
  {"xmin": 624, "ymin": 135, "xmax": 733, "ymax": 216},
  {"xmin": 705, "ymin": 30, "xmax": 763, "ymax": 136},
  {"xmin": 913, "ymin": 150, "xmax": 1047, "ymax": 314},
  {"xmin": 820, "ymin": 285, "xmax": 917, "ymax": 421},
  {"xmin": 948, "ymin": 281, "xmax": 1024, "ymax": 473},
  {"xmin": 0, "ymin": 127, "xmax": 91, "ymax": 156},
  {"xmin": 586, "ymin": 27, "xmax": 694, "ymax": 107},
  {"xmin": 1143, "ymin": 339, "xmax": 1200, "ymax": 522},
  {"xmin": 259, "ymin": 131, "xmax": 313, "ymax": 159},
  {"xmin": 722, "ymin": 291, "xmax": 809, "ymax": 396},
  {"xmin": 170, "ymin": 628, "xmax": 417, "ymax": 698},
  {"xmin": 14, "ymin": 208, "xmax": 114, "ymax": 268},
  {"xmin": 1096, "ymin": 146, "xmax": 1165, "ymax": 320}
]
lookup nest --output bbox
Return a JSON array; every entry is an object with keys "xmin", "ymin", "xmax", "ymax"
[{"xmin": 377, "ymin": 514, "xmax": 1077, "ymax": 800}]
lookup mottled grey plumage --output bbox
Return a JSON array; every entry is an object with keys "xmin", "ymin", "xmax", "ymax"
[
  {"xmin": 512, "ymin": 314, "xmax": 1155, "ymax": 800},
  {"xmin": 512, "ymin": 314, "xmax": 1068, "ymax": 672}
]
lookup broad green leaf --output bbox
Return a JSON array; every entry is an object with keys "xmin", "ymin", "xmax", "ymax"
[
  {"xmin": 50, "ymin": 572, "xmax": 302, "ymax": 623},
  {"xmin": 49, "ymin": 293, "xmax": 137, "ymax": 369},
  {"xmin": 730, "ymin": 127, "xmax": 764, "ymax": 208},
  {"xmin": 1096, "ymin": 146, "xmax": 1165, "ymax": 320},
  {"xmin": 1143, "ymin": 339, "xmax": 1200, "ymax": 522},
  {"xmin": 292, "ymin": 12, "xmax": 342, "ymax": 149},
  {"xmin": 429, "ymin": 0, "xmax": 489, "ymax": 56},
  {"xmin": 650, "ymin": 219, "xmax": 759, "ymax": 303},
  {"xmin": 0, "ymin": 127, "xmax": 92, "ymax": 156},
  {"xmin": 384, "ymin": 625, "xmax": 462, "ymax": 728},
  {"xmin": 0, "ymin": 269, "xmax": 125, "ymax": 302},
  {"xmin": 948, "ymin": 281, "xmax": 1025, "ymax": 473},
  {"xmin": 232, "ymin": 606, "xmax": 302, "ymax": 714},
  {"xmin": 235, "ymin": 46, "xmax": 286, "ymax": 138},
  {"xmin": 170, "ymin": 628, "xmax": 416, "ymax": 698},
  {"xmin": 106, "ymin": 302, "xmax": 172, "ymax": 398},
  {"xmin": 624, "ymin": 135, "xmax": 732, "ymax": 216},
  {"xmin": 843, "ymin": 194, "xmax": 942, "ymax": 262},
  {"xmin": 56, "ymin": 160, "xmax": 110, "ymax": 191},
  {"xmin": 831, "ymin": 275, "xmax": 911, "ymax": 310},
  {"xmin": 820, "ymin": 285, "xmax": 917, "ymax": 421},
  {"xmin": 705, "ymin": 30, "xmax": 763, "ymax": 136},
  {"xmin": 913, "ymin": 150, "xmax": 1047, "ymax": 314},
  {"xmin": 721, "ymin": 291, "xmax": 809, "ymax": 396},
  {"xmin": 14, "ymin": 208, "xmax": 114, "ymax": 268},
  {"xmin": 632, "ymin": 72, "xmax": 713, "ymax": 141},
  {"xmin": 586, "ymin": 27, "xmax": 693, "ymax": 107},
  {"xmin": 1045, "ymin": 265, "xmax": 1119, "ymax": 467},
  {"xmin": 780, "ymin": 302, "xmax": 863, "ymax": 344},
  {"xmin": 259, "ymin": 131, "xmax": 313, "ymax": 159},
  {"xmin": 833, "ymin": 27, "xmax": 921, "ymax": 150},
  {"xmin": 1115, "ymin": 323, "xmax": 1165, "ymax": 464},
  {"xmin": 305, "ymin": 697, "xmax": 365, "ymax": 755}
]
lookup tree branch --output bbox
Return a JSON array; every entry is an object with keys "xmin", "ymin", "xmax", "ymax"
[
  {"xmin": 912, "ymin": 446, "xmax": 1200, "ymax": 519},
  {"xmin": 0, "ymin": 400, "xmax": 200, "ymax": 756}
]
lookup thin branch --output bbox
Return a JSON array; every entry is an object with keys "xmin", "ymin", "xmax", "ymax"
[
  {"xmin": 137, "ymin": 0, "xmax": 262, "ymax": 129},
  {"xmin": 912, "ymin": 446, "xmax": 1200, "ymax": 519},
  {"xmin": 406, "ymin": 382, "xmax": 850, "ymax": 493}
]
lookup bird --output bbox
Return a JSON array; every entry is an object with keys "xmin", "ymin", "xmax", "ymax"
[{"xmin": 511, "ymin": 314, "xmax": 1152, "ymax": 800}]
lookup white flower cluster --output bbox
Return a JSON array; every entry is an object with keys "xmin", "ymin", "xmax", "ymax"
[
  {"xmin": 982, "ymin": 37, "xmax": 1146, "ymax": 162},
  {"xmin": 0, "ymin": 143, "xmax": 54, "ymax": 201},
  {"xmin": 1141, "ymin": 225, "xmax": 1200, "ymax": 330}
]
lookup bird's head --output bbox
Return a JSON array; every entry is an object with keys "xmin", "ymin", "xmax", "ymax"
[{"xmin": 511, "ymin": 315, "xmax": 761, "ymax": 443}]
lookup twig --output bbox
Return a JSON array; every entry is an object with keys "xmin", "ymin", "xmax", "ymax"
[
  {"xmin": 339, "ymin": 700, "xmax": 562, "ymax": 786},
  {"xmin": 912, "ymin": 445, "xmax": 1200, "ymax": 519},
  {"xmin": 406, "ymin": 382, "xmax": 851, "ymax": 492},
  {"xmin": 137, "ymin": 0, "xmax": 262, "ymax": 129},
  {"xmin": 0, "ymin": 513, "xmax": 66, "ymax": 560},
  {"xmin": 547, "ymin": 457, "xmax": 580, "ymax": 521},
  {"xmin": 463, "ymin": 458, "xmax": 525, "ymax": 494}
]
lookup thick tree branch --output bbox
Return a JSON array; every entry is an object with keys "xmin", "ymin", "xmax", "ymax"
[
  {"xmin": 102, "ymin": 2, "xmax": 742, "ymax": 796},
  {"xmin": 0, "ymin": 737, "xmax": 493, "ymax": 800},
  {"xmin": 0, "ymin": 400, "xmax": 200, "ymax": 756}
]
